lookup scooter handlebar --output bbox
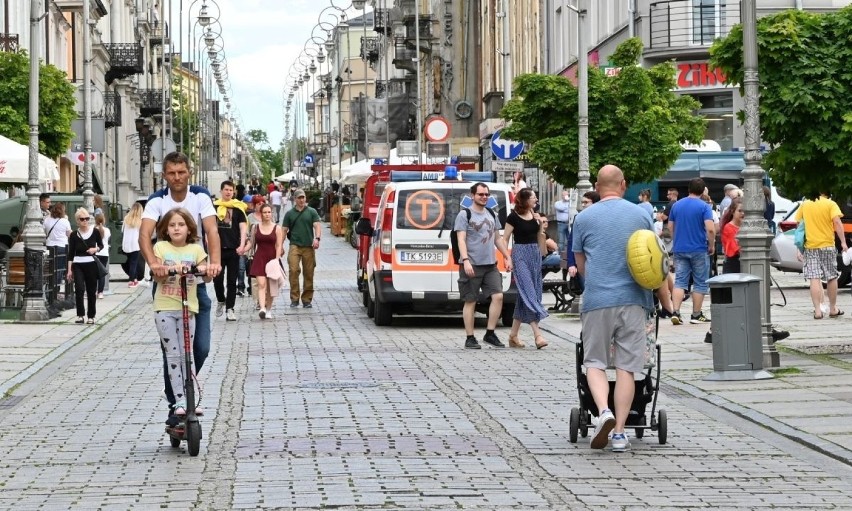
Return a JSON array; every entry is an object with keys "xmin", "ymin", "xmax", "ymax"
[{"xmin": 166, "ymin": 265, "xmax": 207, "ymax": 277}]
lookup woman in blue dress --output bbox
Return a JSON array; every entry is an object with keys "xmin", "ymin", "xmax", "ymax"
[{"xmin": 502, "ymin": 188, "xmax": 549, "ymax": 349}]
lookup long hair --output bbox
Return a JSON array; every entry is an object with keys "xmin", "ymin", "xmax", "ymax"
[
  {"xmin": 123, "ymin": 202, "xmax": 144, "ymax": 228},
  {"xmin": 514, "ymin": 188, "xmax": 535, "ymax": 215},
  {"xmin": 156, "ymin": 208, "xmax": 199, "ymax": 244},
  {"xmin": 50, "ymin": 202, "xmax": 65, "ymax": 219},
  {"xmin": 720, "ymin": 197, "xmax": 742, "ymax": 233},
  {"xmin": 94, "ymin": 213, "xmax": 106, "ymax": 239}
]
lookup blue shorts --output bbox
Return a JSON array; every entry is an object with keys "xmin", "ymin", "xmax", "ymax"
[{"xmin": 674, "ymin": 251, "xmax": 709, "ymax": 294}]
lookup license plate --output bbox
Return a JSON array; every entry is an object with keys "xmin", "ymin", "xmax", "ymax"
[{"xmin": 399, "ymin": 251, "xmax": 444, "ymax": 263}]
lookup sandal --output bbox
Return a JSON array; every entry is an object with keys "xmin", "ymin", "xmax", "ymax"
[
  {"xmin": 75, "ymin": 317, "xmax": 84, "ymax": 324},
  {"xmin": 814, "ymin": 312, "xmax": 824, "ymax": 320},
  {"xmin": 508, "ymin": 334, "xmax": 525, "ymax": 348},
  {"xmin": 829, "ymin": 309, "xmax": 845, "ymax": 318},
  {"xmin": 535, "ymin": 335, "xmax": 549, "ymax": 350}
]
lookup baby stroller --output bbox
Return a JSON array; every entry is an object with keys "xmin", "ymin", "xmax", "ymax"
[{"xmin": 569, "ymin": 313, "xmax": 667, "ymax": 445}]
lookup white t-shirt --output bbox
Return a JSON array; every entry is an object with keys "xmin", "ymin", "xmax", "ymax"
[
  {"xmin": 44, "ymin": 217, "xmax": 71, "ymax": 247},
  {"xmin": 269, "ymin": 189, "xmax": 282, "ymax": 206},
  {"xmin": 122, "ymin": 224, "xmax": 141, "ymax": 252},
  {"xmin": 97, "ymin": 227, "xmax": 111, "ymax": 257},
  {"xmin": 142, "ymin": 190, "xmax": 217, "ymax": 244}
]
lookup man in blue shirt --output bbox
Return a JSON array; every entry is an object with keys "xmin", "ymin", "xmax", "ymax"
[
  {"xmin": 669, "ymin": 178, "xmax": 715, "ymax": 324},
  {"xmin": 573, "ymin": 165, "xmax": 653, "ymax": 452}
]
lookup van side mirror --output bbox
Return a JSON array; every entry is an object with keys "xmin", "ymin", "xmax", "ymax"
[{"xmin": 354, "ymin": 217, "xmax": 373, "ymax": 237}]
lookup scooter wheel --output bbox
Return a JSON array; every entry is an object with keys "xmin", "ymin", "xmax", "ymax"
[
  {"xmin": 187, "ymin": 422, "xmax": 202, "ymax": 456},
  {"xmin": 169, "ymin": 435, "xmax": 181, "ymax": 448}
]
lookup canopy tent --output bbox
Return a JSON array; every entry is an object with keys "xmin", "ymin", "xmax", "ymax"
[
  {"xmin": 338, "ymin": 147, "xmax": 435, "ymax": 176},
  {"xmin": 340, "ymin": 167, "xmax": 374, "ymax": 185},
  {"xmin": 273, "ymin": 171, "xmax": 298, "ymax": 182},
  {"xmin": 0, "ymin": 135, "xmax": 60, "ymax": 183}
]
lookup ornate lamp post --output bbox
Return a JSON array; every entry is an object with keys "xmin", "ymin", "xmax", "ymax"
[
  {"xmin": 566, "ymin": 0, "xmax": 591, "ymax": 205},
  {"xmin": 21, "ymin": 0, "xmax": 48, "ymax": 321},
  {"xmin": 738, "ymin": 0, "xmax": 778, "ymax": 368}
]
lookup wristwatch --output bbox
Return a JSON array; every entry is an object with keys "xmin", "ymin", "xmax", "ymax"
[{"xmin": 315, "ymin": 237, "xmax": 321, "ymax": 241}]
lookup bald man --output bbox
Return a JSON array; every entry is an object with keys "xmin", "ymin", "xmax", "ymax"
[{"xmin": 572, "ymin": 164, "xmax": 654, "ymax": 452}]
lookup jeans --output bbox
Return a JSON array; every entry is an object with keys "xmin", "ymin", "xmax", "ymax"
[
  {"xmin": 96, "ymin": 255, "xmax": 108, "ymax": 293},
  {"xmin": 238, "ymin": 254, "xmax": 251, "ymax": 293},
  {"xmin": 125, "ymin": 250, "xmax": 140, "ymax": 281},
  {"xmin": 162, "ymin": 282, "xmax": 211, "ymax": 406},
  {"xmin": 674, "ymin": 251, "xmax": 710, "ymax": 294},
  {"xmin": 213, "ymin": 249, "xmax": 240, "ymax": 309},
  {"xmin": 557, "ymin": 222, "xmax": 570, "ymax": 261}
]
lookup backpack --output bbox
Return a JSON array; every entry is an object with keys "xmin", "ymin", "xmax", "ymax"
[{"xmin": 450, "ymin": 207, "xmax": 496, "ymax": 265}]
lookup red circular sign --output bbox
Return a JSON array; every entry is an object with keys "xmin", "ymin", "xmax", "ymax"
[{"xmin": 424, "ymin": 117, "xmax": 450, "ymax": 142}]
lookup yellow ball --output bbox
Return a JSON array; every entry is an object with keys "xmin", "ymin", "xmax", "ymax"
[{"xmin": 626, "ymin": 229, "xmax": 670, "ymax": 290}]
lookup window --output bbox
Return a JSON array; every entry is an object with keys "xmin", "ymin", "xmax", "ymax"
[
  {"xmin": 693, "ymin": 93, "xmax": 734, "ymax": 150},
  {"xmin": 692, "ymin": 0, "xmax": 723, "ymax": 45}
]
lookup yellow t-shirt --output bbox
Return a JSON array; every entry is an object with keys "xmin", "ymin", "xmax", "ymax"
[
  {"xmin": 795, "ymin": 197, "xmax": 842, "ymax": 250},
  {"xmin": 153, "ymin": 242, "xmax": 208, "ymax": 313}
]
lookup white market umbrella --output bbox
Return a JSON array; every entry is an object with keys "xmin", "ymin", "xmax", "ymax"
[{"xmin": 0, "ymin": 135, "xmax": 60, "ymax": 183}]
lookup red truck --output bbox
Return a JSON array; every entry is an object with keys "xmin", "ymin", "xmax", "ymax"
[{"xmin": 355, "ymin": 162, "xmax": 477, "ymax": 293}]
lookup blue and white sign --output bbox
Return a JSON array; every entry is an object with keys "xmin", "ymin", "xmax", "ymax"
[
  {"xmin": 303, "ymin": 154, "xmax": 314, "ymax": 168},
  {"xmin": 490, "ymin": 129, "xmax": 525, "ymax": 160}
]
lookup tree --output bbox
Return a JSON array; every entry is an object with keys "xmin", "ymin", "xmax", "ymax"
[
  {"xmin": 710, "ymin": 7, "xmax": 852, "ymax": 198},
  {"xmin": 170, "ymin": 67, "xmax": 200, "ymax": 158},
  {"xmin": 0, "ymin": 50, "xmax": 76, "ymax": 158},
  {"xmin": 243, "ymin": 129, "xmax": 284, "ymax": 181},
  {"xmin": 500, "ymin": 38, "xmax": 706, "ymax": 187}
]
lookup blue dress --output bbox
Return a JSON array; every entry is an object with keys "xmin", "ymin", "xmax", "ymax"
[{"xmin": 506, "ymin": 212, "xmax": 549, "ymax": 324}]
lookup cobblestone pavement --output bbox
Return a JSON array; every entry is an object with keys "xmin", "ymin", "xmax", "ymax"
[{"xmin": 2, "ymin": 229, "xmax": 852, "ymax": 510}]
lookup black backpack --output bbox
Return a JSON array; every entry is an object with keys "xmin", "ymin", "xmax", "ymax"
[{"xmin": 450, "ymin": 207, "xmax": 496, "ymax": 265}]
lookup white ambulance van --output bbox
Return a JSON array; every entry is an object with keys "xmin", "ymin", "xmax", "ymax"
[{"xmin": 355, "ymin": 171, "xmax": 517, "ymax": 326}]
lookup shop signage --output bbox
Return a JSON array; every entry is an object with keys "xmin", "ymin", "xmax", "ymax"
[{"xmin": 676, "ymin": 62, "xmax": 729, "ymax": 91}]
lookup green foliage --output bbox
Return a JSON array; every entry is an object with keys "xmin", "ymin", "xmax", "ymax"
[
  {"xmin": 242, "ymin": 128, "xmax": 285, "ymax": 182},
  {"xmin": 500, "ymin": 38, "xmax": 705, "ymax": 187},
  {"xmin": 170, "ymin": 68, "xmax": 200, "ymax": 158},
  {"xmin": 0, "ymin": 51, "xmax": 76, "ymax": 158},
  {"xmin": 710, "ymin": 6, "xmax": 852, "ymax": 198}
]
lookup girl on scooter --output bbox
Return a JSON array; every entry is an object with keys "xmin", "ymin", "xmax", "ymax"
[{"xmin": 152, "ymin": 208, "xmax": 212, "ymax": 418}]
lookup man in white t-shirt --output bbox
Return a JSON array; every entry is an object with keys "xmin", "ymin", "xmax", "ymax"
[
  {"xmin": 139, "ymin": 152, "xmax": 222, "ymax": 419},
  {"xmin": 269, "ymin": 185, "xmax": 283, "ymax": 223}
]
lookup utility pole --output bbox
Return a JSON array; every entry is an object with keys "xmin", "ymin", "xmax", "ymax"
[
  {"xmin": 82, "ymin": 0, "xmax": 94, "ymax": 212},
  {"xmin": 739, "ymin": 0, "xmax": 778, "ymax": 368},
  {"xmin": 575, "ymin": 0, "xmax": 590, "ymax": 202},
  {"xmin": 501, "ymin": 0, "xmax": 512, "ymax": 102},
  {"xmin": 21, "ymin": 0, "xmax": 48, "ymax": 321},
  {"xmin": 414, "ymin": 0, "xmax": 422, "ymax": 161}
]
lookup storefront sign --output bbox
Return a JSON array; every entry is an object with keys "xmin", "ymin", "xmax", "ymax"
[{"xmin": 676, "ymin": 62, "xmax": 729, "ymax": 91}]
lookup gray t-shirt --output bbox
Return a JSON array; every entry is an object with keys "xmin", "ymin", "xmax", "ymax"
[
  {"xmin": 572, "ymin": 198, "xmax": 654, "ymax": 313},
  {"xmin": 454, "ymin": 208, "xmax": 502, "ymax": 266}
]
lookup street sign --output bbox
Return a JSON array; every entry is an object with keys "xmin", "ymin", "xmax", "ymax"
[
  {"xmin": 304, "ymin": 154, "xmax": 314, "ymax": 168},
  {"xmin": 490, "ymin": 129, "xmax": 525, "ymax": 160},
  {"xmin": 491, "ymin": 160, "xmax": 524, "ymax": 173},
  {"xmin": 424, "ymin": 116, "xmax": 450, "ymax": 142},
  {"xmin": 150, "ymin": 137, "xmax": 177, "ymax": 160}
]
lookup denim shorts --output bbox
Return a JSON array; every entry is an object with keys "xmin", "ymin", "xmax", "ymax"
[{"xmin": 674, "ymin": 251, "xmax": 709, "ymax": 294}]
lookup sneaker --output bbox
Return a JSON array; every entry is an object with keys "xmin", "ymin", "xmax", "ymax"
[
  {"xmin": 671, "ymin": 312, "xmax": 683, "ymax": 325},
  {"xmin": 690, "ymin": 311, "xmax": 710, "ymax": 324},
  {"xmin": 303, "ymin": 303, "xmax": 312, "ymax": 308},
  {"xmin": 771, "ymin": 328, "xmax": 790, "ymax": 342},
  {"xmin": 165, "ymin": 413, "xmax": 181, "ymax": 427},
  {"xmin": 482, "ymin": 332, "xmax": 506, "ymax": 348},
  {"xmin": 704, "ymin": 331, "xmax": 713, "ymax": 343},
  {"xmin": 97, "ymin": 292, "xmax": 104, "ymax": 299},
  {"xmin": 259, "ymin": 309, "xmax": 266, "ymax": 319},
  {"xmin": 194, "ymin": 406, "xmax": 204, "ymax": 416},
  {"xmin": 174, "ymin": 401, "xmax": 187, "ymax": 416},
  {"xmin": 236, "ymin": 290, "xmax": 245, "ymax": 297},
  {"xmin": 128, "ymin": 280, "xmax": 138, "ymax": 288},
  {"xmin": 290, "ymin": 301, "xmax": 300, "ymax": 308},
  {"xmin": 464, "ymin": 337, "xmax": 482, "ymax": 349},
  {"xmin": 657, "ymin": 308, "xmax": 672, "ymax": 319},
  {"xmin": 590, "ymin": 409, "xmax": 616, "ymax": 449},
  {"xmin": 265, "ymin": 311, "xmax": 274, "ymax": 319},
  {"xmin": 255, "ymin": 303, "xmax": 261, "ymax": 311},
  {"xmin": 226, "ymin": 309, "xmax": 237, "ymax": 321},
  {"xmin": 216, "ymin": 302, "xmax": 225, "ymax": 317},
  {"xmin": 611, "ymin": 432, "xmax": 631, "ymax": 452}
]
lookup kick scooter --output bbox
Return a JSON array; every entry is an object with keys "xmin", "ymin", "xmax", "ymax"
[{"xmin": 164, "ymin": 265, "xmax": 204, "ymax": 456}]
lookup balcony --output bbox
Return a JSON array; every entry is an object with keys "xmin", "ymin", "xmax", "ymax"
[
  {"xmin": 104, "ymin": 43, "xmax": 143, "ymax": 84},
  {"xmin": 150, "ymin": 22, "xmax": 169, "ymax": 46},
  {"xmin": 373, "ymin": 8, "xmax": 390, "ymax": 33},
  {"xmin": 360, "ymin": 36, "xmax": 380, "ymax": 64},
  {"xmin": 139, "ymin": 89, "xmax": 167, "ymax": 117},
  {"xmin": 648, "ymin": 0, "xmax": 740, "ymax": 59},
  {"xmin": 0, "ymin": 33, "xmax": 19, "ymax": 53},
  {"xmin": 104, "ymin": 91, "xmax": 121, "ymax": 128}
]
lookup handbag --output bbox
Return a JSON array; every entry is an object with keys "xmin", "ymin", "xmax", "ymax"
[
  {"xmin": 94, "ymin": 256, "xmax": 108, "ymax": 279},
  {"xmin": 794, "ymin": 220, "xmax": 806, "ymax": 252}
]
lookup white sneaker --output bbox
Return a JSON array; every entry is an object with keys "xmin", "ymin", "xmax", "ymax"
[
  {"xmin": 611, "ymin": 432, "xmax": 631, "ymax": 452},
  {"xmin": 226, "ymin": 309, "xmax": 236, "ymax": 321},
  {"xmin": 590, "ymin": 409, "xmax": 616, "ymax": 449},
  {"xmin": 216, "ymin": 302, "xmax": 225, "ymax": 317},
  {"xmin": 843, "ymin": 248, "xmax": 852, "ymax": 267},
  {"xmin": 265, "ymin": 311, "xmax": 274, "ymax": 319}
]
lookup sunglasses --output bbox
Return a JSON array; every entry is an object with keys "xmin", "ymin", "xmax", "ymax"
[
  {"xmin": 475, "ymin": 193, "xmax": 490, "ymax": 197},
  {"xmin": 78, "ymin": 217, "xmax": 91, "ymax": 222}
]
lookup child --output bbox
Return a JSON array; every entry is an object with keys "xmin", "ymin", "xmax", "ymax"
[{"xmin": 152, "ymin": 208, "xmax": 211, "ymax": 423}]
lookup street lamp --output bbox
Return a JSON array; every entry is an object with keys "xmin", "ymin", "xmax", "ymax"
[
  {"xmin": 566, "ymin": 0, "xmax": 591, "ymax": 206},
  {"xmin": 739, "ymin": 0, "xmax": 778, "ymax": 368},
  {"xmin": 21, "ymin": 0, "xmax": 48, "ymax": 321}
]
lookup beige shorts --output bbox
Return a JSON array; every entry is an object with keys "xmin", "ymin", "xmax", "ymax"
[{"xmin": 581, "ymin": 305, "xmax": 647, "ymax": 374}]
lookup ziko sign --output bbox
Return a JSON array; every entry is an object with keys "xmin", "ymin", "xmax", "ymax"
[{"xmin": 675, "ymin": 61, "xmax": 730, "ymax": 91}]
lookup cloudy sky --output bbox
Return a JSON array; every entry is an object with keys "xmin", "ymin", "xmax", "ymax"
[{"xmin": 171, "ymin": 0, "xmax": 363, "ymax": 148}]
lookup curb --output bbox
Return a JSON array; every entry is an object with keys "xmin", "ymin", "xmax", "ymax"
[{"xmin": 0, "ymin": 290, "xmax": 141, "ymax": 399}]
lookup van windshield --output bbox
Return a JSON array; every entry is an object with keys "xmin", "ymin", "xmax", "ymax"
[{"xmin": 394, "ymin": 188, "xmax": 508, "ymax": 231}]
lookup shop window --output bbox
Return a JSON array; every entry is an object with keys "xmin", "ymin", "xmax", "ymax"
[{"xmin": 692, "ymin": 0, "xmax": 724, "ymax": 45}]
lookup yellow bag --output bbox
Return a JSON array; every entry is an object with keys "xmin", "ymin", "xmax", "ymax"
[{"xmin": 626, "ymin": 229, "xmax": 670, "ymax": 290}]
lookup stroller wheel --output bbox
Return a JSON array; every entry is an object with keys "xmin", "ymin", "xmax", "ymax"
[
  {"xmin": 569, "ymin": 408, "xmax": 580, "ymax": 443},
  {"xmin": 658, "ymin": 410, "xmax": 668, "ymax": 445},
  {"xmin": 579, "ymin": 411, "xmax": 589, "ymax": 438}
]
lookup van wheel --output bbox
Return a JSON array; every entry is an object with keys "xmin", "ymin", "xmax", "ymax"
[
  {"xmin": 501, "ymin": 304, "xmax": 514, "ymax": 327},
  {"xmin": 373, "ymin": 282, "xmax": 393, "ymax": 326}
]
